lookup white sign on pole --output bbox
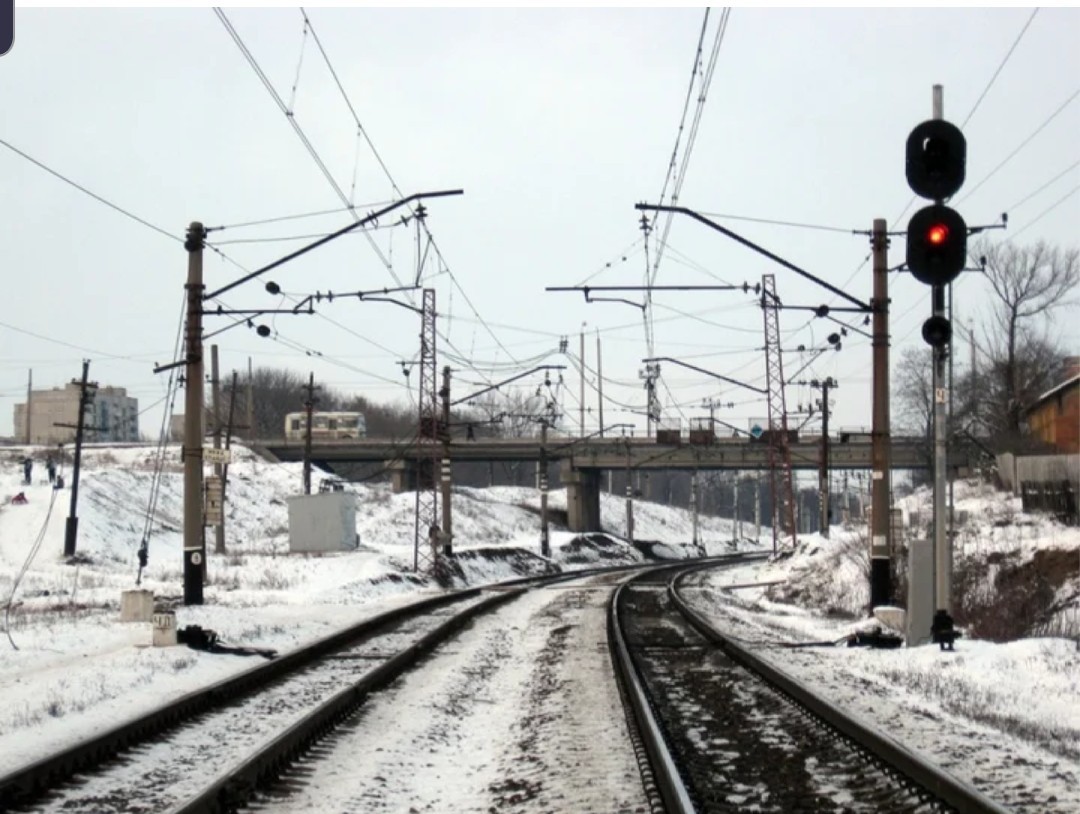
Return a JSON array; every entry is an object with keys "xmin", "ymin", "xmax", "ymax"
[
  {"xmin": 203, "ymin": 447, "xmax": 232, "ymax": 465},
  {"xmin": 204, "ymin": 476, "xmax": 223, "ymax": 526}
]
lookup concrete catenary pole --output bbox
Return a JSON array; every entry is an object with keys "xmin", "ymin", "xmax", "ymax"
[
  {"xmin": 625, "ymin": 440, "xmax": 634, "ymax": 542},
  {"xmin": 183, "ymin": 222, "xmax": 206, "ymax": 606},
  {"xmin": 540, "ymin": 419, "xmax": 550, "ymax": 557},
  {"xmin": 819, "ymin": 377, "xmax": 833, "ymax": 537},
  {"xmin": 690, "ymin": 469, "xmax": 699, "ymax": 549},
  {"xmin": 754, "ymin": 471, "xmax": 761, "ymax": 541},
  {"xmin": 302, "ymin": 372, "xmax": 317, "ymax": 495},
  {"xmin": 596, "ymin": 330, "xmax": 604, "ymax": 437},
  {"xmin": 211, "ymin": 344, "xmax": 225, "ymax": 555},
  {"xmin": 730, "ymin": 472, "xmax": 738, "ymax": 541},
  {"xmin": 440, "ymin": 365, "xmax": 453, "ymax": 554},
  {"xmin": 580, "ymin": 325, "xmax": 586, "ymax": 437},
  {"xmin": 870, "ymin": 217, "xmax": 892, "ymax": 607}
]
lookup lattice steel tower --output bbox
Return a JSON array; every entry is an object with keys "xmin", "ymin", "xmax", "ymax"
[
  {"xmin": 760, "ymin": 274, "xmax": 797, "ymax": 552},
  {"xmin": 412, "ymin": 288, "xmax": 440, "ymax": 572}
]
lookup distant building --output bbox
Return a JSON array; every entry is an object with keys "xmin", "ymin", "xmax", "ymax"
[
  {"xmin": 13, "ymin": 383, "xmax": 139, "ymax": 445},
  {"xmin": 1024, "ymin": 357, "xmax": 1080, "ymax": 454},
  {"xmin": 169, "ymin": 409, "xmax": 214, "ymax": 443}
]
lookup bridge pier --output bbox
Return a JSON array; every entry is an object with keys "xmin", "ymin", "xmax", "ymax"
[
  {"xmin": 562, "ymin": 462, "xmax": 601, "ymax": 532},
  {"xmin": 387, "ymin": 460, "xmax": 416, "ymax": 493}
]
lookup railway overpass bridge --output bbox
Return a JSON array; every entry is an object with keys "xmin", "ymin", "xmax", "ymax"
[{"xmin": 255, "ymin": 434, "xmax": 961, "ymax": 532}]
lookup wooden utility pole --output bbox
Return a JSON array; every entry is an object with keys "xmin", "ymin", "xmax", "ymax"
[
  {"xmin": 870, "ymin": 218, "xmax": 892, "ymax": 607},
  {"xmin": 58, "ymin": 360, "xmax": 97, "ymax": 558},
  {"xmin": 302, "ymin": 372, "xmax": 318, "ymax": 495},
  {"xmin": 246, "ymin": 356, "xmax": 255, "ymax": 439},
  {"xmin": 25, "ymin": 369, "xmax": 32, "ymax": 444},
  {"xmin": 183, "ymin": 222, "xmax": 206, "ymax": 605}
]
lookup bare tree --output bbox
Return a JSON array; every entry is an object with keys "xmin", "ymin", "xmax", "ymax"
[
  {"xmin": 220, "ymin": 367, "xmax": 347, "ymax": 438},
  {"xmin": 972, "ymin": 239, "xmax": 1078, "ymax": 437},
  {"xmin": 892, "ymin": 345, "xmax": 934, "ymax": 441}
]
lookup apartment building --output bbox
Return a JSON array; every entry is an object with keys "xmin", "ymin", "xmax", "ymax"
[{"xmin": 13, "ymin": 383, "xmax": 139, "ymax": 444}]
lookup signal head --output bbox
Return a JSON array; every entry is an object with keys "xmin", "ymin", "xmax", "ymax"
[
  {"xmin": 922, "ymin": 315, "xmax": 952, "ymax": 349},
  {"xmin": 906, "ymin": 119, "xmax": 966, "ymax": 201},
  {"xmin": 906, "ymin": 205, "xmax": 967, "ymax": 286}
]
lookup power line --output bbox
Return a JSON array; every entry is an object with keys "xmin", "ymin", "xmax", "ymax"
[
  {"xmin": 960, "ymin": 8, "xmax": 1040, "ymax": 129},
  {"xmin": 696, "ymin": 211, "xmax": 856, "ymax": 234},
  {"xmin": 0, "ymin": 319, "xmax": 168, "ymax": 363},
  {"xmin": 958, "ymin": 87, "xmax": 1080, "ymax": 205},
  {"xmin": 208, "ymin": 202, "xmax": 393, "ymax": 232},
  {"xmin": 0, "ymin": 137, "xmax": 179, "ymax": 243},
  {"xmin": 1005, "ymin": 158, "xmax": 1080, "ymax": 212},
  {"xmin": 1007, "ymin": 182, "xmax": 1080, "ymax": 240}
]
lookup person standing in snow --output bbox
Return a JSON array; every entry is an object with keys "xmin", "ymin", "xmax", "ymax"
[
  {"xmin": 46, "ymin": 456, "xmax": 56, "ymax": 484},
  {"xmin": 22, "ymin": 456, "xmax": 32, "ymax": 485}
]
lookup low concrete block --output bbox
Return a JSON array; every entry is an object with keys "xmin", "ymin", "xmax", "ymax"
[
  {"xmin": 873, "ymin": 605, "xmax": 906, "ymax": 633},
  {"xmin": 152, "ymin": 612, "xmax": 177, "ymax": 647},
  {"xmin": 120, "ymin": 589, "xmax": 154, "ymax": 623}
]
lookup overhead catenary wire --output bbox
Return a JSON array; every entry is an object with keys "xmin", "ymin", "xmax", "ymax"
[
  {"xmin": 645, "ymin": 8, "xmax": 731, "ymax": 356},
  {"xmin": 214, "ymin": 8, "xmax": 509, "ymax": 395},
  {"xmin": 298, "ymin": 8, "xmax": 519, "ymax": 373}
]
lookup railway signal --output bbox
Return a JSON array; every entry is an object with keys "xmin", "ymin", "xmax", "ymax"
[
  {"xmin": 903, "ymin": 87, "xmax": 967, "ymax": 646},
  {"xmin": 906, "ymin": 204, "xmax": 968, "ymax": 289},
  {"xmin": 905, "ymin": 115, "xmax": 968, "ymax": 335}
]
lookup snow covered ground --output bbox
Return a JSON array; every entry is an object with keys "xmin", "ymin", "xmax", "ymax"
[{"xmin": 0, "ymin": 442, "xmax": 1077, "ymax": 809}]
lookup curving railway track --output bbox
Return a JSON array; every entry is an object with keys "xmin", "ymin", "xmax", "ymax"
[{"xmin": 610, "ymin": 560, "xmax": 1012, "ymax": 814}]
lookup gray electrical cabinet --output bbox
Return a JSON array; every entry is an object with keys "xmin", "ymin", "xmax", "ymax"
[{"xmin": 287, "ymin": 492, "xmax": 358, "ymax": 553}]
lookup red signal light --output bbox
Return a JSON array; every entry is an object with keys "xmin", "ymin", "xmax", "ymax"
[{"xmin": 927, "ymin": 223, "xmax": 949, "ymax": 245}]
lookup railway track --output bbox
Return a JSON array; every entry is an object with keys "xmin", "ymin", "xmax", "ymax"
[
  {"xmin": 0, "ymin": 562, "xmax": 649, "ymax": 814},
  {"xmin": 610, "ymin": 561, "xmax": 1012, "ymax": 814}
]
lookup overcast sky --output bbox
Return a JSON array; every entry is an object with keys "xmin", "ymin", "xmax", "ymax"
[{"xmin": 2, "ymin": 5, "xmax": 1077, "ymax": 443}]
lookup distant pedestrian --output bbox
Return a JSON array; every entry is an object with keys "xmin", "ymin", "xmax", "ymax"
[
  {"xmin": 46, "ymin": 456, "xmax": 56, "ymax": 484},
  {"xmin": 22, "ymin": 457, "xmax": 32, "ymax": 485},
  {"xmin": 428, "ymin": 524, "xmax": 441, "ymax": 564}
]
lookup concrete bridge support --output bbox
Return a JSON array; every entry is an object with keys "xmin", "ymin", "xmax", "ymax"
[
  {"xmin": 388, "ymin": 460, "xmax": 416, "ymax": 493},
  {"xmin": 562, "ymin": 462, "xmax": 601, "ymax": 532}
]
